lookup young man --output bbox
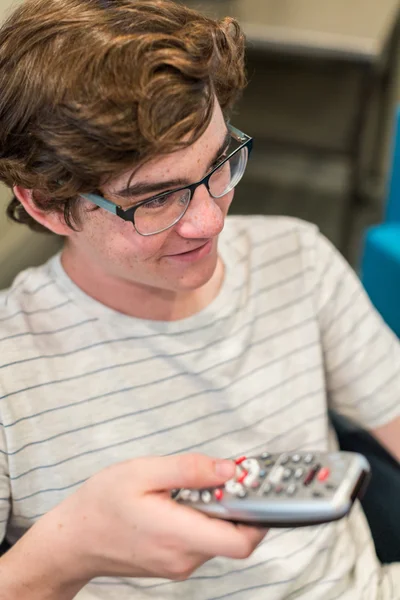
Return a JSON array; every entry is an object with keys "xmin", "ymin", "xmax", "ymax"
[{"xmin": 0, "ymin": 0, "xmax": 399, "ymax": 598}]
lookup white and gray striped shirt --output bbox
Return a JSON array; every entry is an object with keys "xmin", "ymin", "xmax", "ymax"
[{"xmin": 0, "ymin": 215, "xmax": 399, "ymax": 600}]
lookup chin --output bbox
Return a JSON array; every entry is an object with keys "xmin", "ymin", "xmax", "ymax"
[{"xmin": 171, "ymin": 254, "xmax": 219, "ymax": 292}]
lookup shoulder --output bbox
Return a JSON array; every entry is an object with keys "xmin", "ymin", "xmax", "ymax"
[
  {"xmin": 224, "ymin": 214, "xmax": 319, "ymax": 244},
  {"xmin": 222, "ymin": 215, "xmax": 323, "ymax": 266},
  {"xmin": 0, "ymin": 255, "xmax": 62, "ymax": 347}
]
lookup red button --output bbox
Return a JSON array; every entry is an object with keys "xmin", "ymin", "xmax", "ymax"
[
  {"xmin": 317, "ymin": 467, "xmax": 330, "ymax": 482},
  {"xmin": 235, "ymin": 456, "xmax": 247, "ymax": 465},
  {"xmin": 237, "ymin": 470, "xmax": 248, "ymax": 484},
  {"xmin": 214, "ymin": 489, "xmax": 224, "ymax": 501},
  {"xmin": 304, "ymin": 465, "xmax": 319, "ymax": 486}
]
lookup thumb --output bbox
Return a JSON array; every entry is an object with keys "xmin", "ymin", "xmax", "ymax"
[{"xmin": 139, "ymin": 453, "xmax": 236, "ymax": 492}]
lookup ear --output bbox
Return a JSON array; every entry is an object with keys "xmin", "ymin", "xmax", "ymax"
[{"xmin": 13, "ymin": 186, "xmax": 73, "ymax": 236}]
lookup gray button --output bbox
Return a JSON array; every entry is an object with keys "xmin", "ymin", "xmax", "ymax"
[
  {"xmin": 280, "ymin": 453, "xmax": 289, "ymax": 464},
  {"xmin": 262, "ymin": 482, "xmax": 272, "ymax": 495},
  {"xmin": 201, "ymin": 490, "xmax": 212, "ymax": 503},
  {"xmin": 283, "ymin": 468, "xmax": 292, "ymax": 480},
  {"xmin": 225, "ymin": 480, "xmax": 245, "ymax": 496},
  {"xmin": 304, "ymin": 453, "xmax": 314, "ymax": 464},
  {"xmin": 259, "ymin": 469, "xmax": 267, "ymax": 478},
  {"xmin": 269, "ymin": 466, "xmax": 284, "ymax": 485},
  {"xmin": 294, "ymin": 468, "xmax": 304, "ymax": 479},
  {"xmin": 261, "ymin": 452, "xmax": 271, "ymax": 460},
  {"xmin": 291, "ymin": 454, "xmax": 301, "ymax": 463},
  {"xmin": 287, "ymin": 484, "xmax": 297, "ymax": 496},
  {"xmin": 237, "ymin": 488, "xmax": 247, "ymax": 498},
  {"xmin": 189, "ymin": 490, "xmax": 200, "ymax": 503}
]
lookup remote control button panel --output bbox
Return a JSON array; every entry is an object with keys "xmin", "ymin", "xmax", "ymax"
[
  {"xmin": 174, "ymin": 450, "xmax": 370, "ymax": 507},
  {"xmin": 173, "ymin": 451, "xmax": 370, "ymax": 527},
  {"xmin": 176, "ymin": 452, "xmax": 340, "ymax": 503}
]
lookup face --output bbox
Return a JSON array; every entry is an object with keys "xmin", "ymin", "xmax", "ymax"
[{"xmin": 66, "ymin": 101, "xmax": 234, "ymax": 293}]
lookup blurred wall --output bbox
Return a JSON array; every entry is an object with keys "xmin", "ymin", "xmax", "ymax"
[
  {"xmin": 0, "ymin": 187, "xmax": 61, "ymax": 289},
  {"xmin": 0, "ymin": 0, "xmax": 61, "ymax": 290},
  {"xmin": 0, "ymin": 0, "xmax": 398, "ymax": 289}
]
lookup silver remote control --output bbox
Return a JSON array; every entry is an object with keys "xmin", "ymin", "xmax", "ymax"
[{"xmin": 173, "ymin": 451, "xmax": 371, "ymax": 527}]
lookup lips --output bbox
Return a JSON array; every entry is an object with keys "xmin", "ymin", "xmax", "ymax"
[
  {"xmin": 168, "ymin": 240, "xmax": 210, "ymax": 257},
  {"xmin": 164, "ymin": 239, "xmax": 213, "ymax": 263}
]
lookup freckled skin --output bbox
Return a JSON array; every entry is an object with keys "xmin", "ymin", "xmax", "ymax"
[{"xmin": 60, "ymin": 102, "xmax": 234, "ymax": 320}]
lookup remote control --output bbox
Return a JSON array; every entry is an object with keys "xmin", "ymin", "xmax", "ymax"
[{"xmin": 173, "ymin": 451, "xmax": 371, "ymax": 527}]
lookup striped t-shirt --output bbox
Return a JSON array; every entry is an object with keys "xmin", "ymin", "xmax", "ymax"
[{"xmin": 0, "ymin": 215, "xmax": 399, "ymax": 600}]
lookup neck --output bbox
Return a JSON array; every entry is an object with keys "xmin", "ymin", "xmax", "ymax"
[{"xmin": 60, "ymin": 246, "xmax": 225, "ymax": 321}]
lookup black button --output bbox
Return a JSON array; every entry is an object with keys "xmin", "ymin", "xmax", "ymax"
[{"xmin": 312, "ymin": 491, "xmax": 323, "ymax": 498}]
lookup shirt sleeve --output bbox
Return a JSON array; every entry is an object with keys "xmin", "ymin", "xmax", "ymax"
[
  {"xmin": 0, "ymin": 423, "xmax": 10, "ymax": 544},
  {"xmin": 309, "ymin": 228, "xmax": 400, "ymax": 430}
]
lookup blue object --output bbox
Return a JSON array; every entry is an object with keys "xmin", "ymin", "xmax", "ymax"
[
  {"xmin": 385, "ymin": 106, "xmax": 400, "ymax": 224},
  {"xmin": 361, "ymin": 224, "xmax": 400, "ymax": 337},
  {"xmin": 361, "ymin": 106, "xmax": 400, "ymax": 337}
]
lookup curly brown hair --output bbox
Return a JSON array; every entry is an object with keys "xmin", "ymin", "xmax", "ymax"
[{"xmin": 0, "ymin": 0, "xmax": 246, "ymax": 233}]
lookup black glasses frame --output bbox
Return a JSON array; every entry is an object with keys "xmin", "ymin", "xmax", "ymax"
[{"xmin": 82, "ymin": 124, "xmax": 253, "ymax": 236}]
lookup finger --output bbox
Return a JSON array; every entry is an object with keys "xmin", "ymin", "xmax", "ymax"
[
  {"xmin": 234, "ymin": 524, "xmax": 268, "ymax": 546},
  {"xmin": 137, "ymin": 454, "xmax": 236, "ymax": 492},
  {"xmin": 162, "ymin": 500, "xmax": 265, "ymax": 559}
]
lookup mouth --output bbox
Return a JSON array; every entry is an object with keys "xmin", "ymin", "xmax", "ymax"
[{"xmin": 165, "ymin": 239, "xmax": 213, "ymax": 263}]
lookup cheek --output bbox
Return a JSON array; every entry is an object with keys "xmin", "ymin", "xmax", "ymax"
[
  {"xmin": 81, "ymin": 209, "xmax": 168, "ymax": 263},
  {"xmin": 221, "ymin": 190, "xmax": 234, "ymax": 215}
]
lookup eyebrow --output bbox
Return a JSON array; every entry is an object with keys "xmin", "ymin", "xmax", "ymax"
[{"xmin": 115, "ymin": 129, "xmax": 231, "ymax": 199}]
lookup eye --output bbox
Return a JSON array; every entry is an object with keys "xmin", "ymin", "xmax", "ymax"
[
  {"xmin": 144, "ymin": 194, "xmax": 171, "ymax": 209},
  {"xmin": 211, "ymin": 154, "xmax": 228, "ymax": 170}
]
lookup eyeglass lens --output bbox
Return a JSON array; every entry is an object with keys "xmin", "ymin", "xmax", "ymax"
[{"xmin": 134, "ymin": 146, "xmax": 248, "ymax": 235}]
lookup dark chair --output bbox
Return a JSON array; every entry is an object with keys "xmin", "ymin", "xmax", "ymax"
[{"xmin": 330, "ymin": 411, "xmax": 400, "ymax": 564}]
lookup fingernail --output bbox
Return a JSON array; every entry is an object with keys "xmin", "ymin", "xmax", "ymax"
[{"xmin": 214, "ymin": 460, "xmax": 235, "ymax": 479}]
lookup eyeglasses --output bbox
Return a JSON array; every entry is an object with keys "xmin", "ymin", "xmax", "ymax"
[{"xmin": 81, "ymin": 124, "xmax": 253, "ymax": 236}]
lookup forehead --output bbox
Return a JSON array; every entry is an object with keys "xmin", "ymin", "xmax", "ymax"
[{"xmin": 106, "ymin": 101, "xmax": 228, "ymax": 194}]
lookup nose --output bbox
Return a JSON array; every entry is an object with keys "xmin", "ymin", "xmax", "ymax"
[{"xmin": 174, "ymin": 183, "xmax": 225, "ymax": 239}]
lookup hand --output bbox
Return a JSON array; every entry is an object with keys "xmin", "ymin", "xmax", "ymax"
[{"xmin": 46, "ymin": 454, "xmax": 266, "ymax": 583}]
